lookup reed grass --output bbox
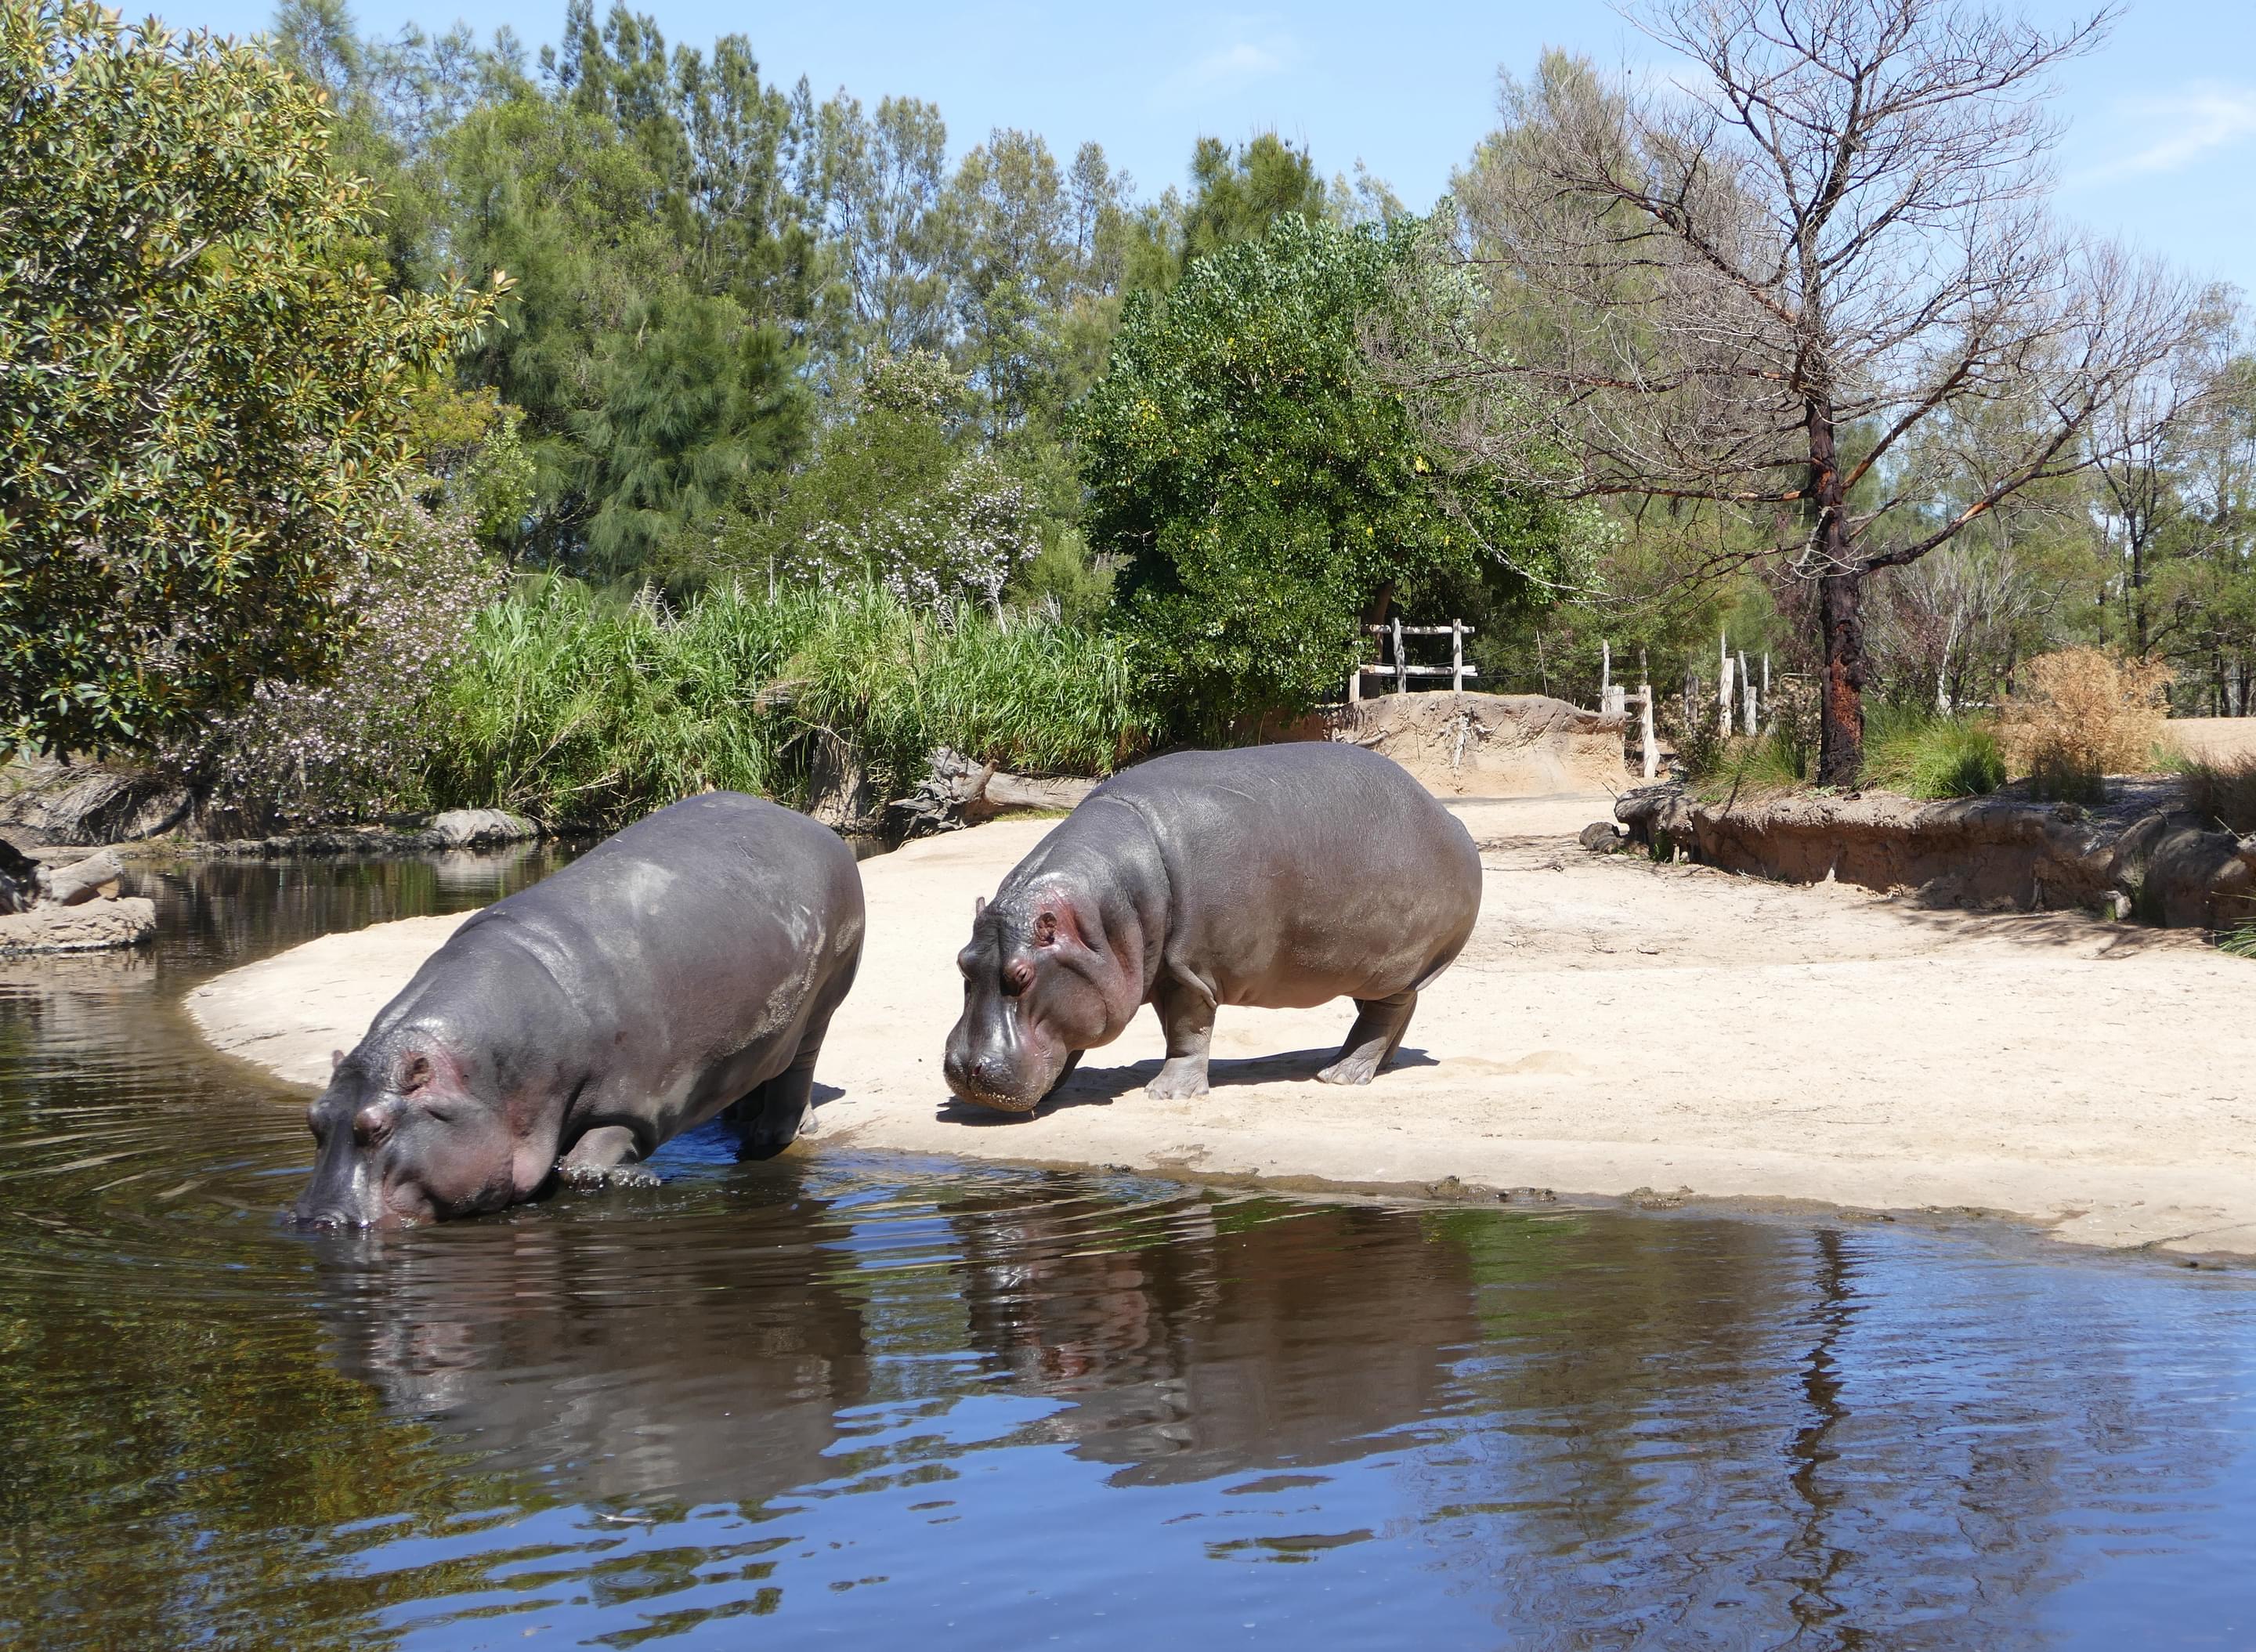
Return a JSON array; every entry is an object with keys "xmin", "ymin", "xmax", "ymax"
[{"xmin": 428, "ymin": 576, "xmax": 1147, "ymax": 828}]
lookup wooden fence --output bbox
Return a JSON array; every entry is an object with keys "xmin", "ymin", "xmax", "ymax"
[{"xmin": 1350, "ymin": 620, "xmax": 1478, "ymax": 699}]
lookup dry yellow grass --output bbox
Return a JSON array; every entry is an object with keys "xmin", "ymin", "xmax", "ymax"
[{"xmin": 1999, "ymin": 649, "xmax": 2174, "ymax": 799}]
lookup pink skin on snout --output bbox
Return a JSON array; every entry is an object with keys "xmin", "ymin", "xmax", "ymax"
[
  {"xmin": 297, "ymin": 1040, "xmax": 554, "ymax": 1228},
  {"xmin": 943, "ymin": 887, "xmax": 1130, "ymax": 1114}
]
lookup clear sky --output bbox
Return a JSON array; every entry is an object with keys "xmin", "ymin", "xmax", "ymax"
[{"xmin": 151, "ymin": 0, "xmax": 2256, "ymax": 294}]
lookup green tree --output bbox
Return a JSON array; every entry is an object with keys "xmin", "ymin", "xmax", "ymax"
[
  {"xmin": 0, "ymin": 0, "xmax": 497, "ymax": 754},
  {"xmin": 1179, "ymin": 132, "xmax": 1326, "ymax": 269},
  {"xmin": 1077, "ymin": 214, "xmax": 1599, "ymax": 736}
]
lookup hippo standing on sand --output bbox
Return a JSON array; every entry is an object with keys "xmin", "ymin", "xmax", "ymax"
[
  {"xmin": 295, "ymin": 793, "xmax": 862, "ymax": 1227},
  {"xmin": 943, "ymin": 743, "xmax": 1481, "ymax": 1113}
]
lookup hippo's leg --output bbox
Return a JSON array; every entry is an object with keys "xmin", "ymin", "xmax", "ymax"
[
  {"xmin": 727, "ymin": 1043, "xmax": 819, "ymax": 1159},
  {"xmin": 1145, "ymin": 976, "xmax": 1215, "ymax": 1100},
  {"xmin": 1316, "ymin": 989, "xmax": 1417, "ymax": 1086},
  {"xmin": 556, "ymin": 1125, "xmax": 660, "ymax": 1189}
]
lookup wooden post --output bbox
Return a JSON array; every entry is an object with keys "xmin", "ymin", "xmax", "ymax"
[
  {"xmin": 1348, "ymin": 648, "xmax": 1361, "ymax": 703},
  {"xmin": 1718, "ymin": 649, "xmax": 1736, "ymax": 741},
  {"xmin": 1640, "ymin": 649, "xmax": 1657, "ymax": 781},
  {"xmin": 1452, "ymin": 620, "xmax": 1466, "ymax": 692},
  {"xmin": 1600, "ymin": 641, "xmax": 1611, "ymax": 703},
  {"xmin": 1740, "ymin": 650, "xmax": 1756, "ymax": 736},
  {"xmin": 1392, "ymin": 616, "xmax": 1406, "ymax": 696}
]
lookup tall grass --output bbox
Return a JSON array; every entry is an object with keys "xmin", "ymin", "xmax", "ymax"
[
  {"xmin": 1683, "ymin": 706, "xmax": 2003, "ymax": 802},
  {"xmin": 2169, "ymin": 754, "xmax": 2256, "ymax": 835},
  {"xmin": 1862, "ymin": 706, "xmax": 2005, "ymax": 799},
  {"xmin": 429, "ymin": 577, "xmax": 1147, "ymax": 828}
]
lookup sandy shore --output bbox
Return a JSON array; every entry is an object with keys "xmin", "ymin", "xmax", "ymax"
[{"xmin": 188, "ymin": 792, "xmax": 2256, "ymax": 1255}]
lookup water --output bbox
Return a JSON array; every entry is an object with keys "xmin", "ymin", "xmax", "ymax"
[{"xmin": 2, "ymin": 853, "xmax": 2254, "ymax": 1650}]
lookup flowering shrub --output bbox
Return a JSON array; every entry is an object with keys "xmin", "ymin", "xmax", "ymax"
[
  {"xmin": 796, "ymin": 454, "xmax": 1040, "ymax": 613},
  {"xmin": 179, "ymin": 504, "xmax": 502, "ymax": 824}
]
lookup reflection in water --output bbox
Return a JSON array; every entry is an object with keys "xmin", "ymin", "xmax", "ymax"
[{"xmin": 2, "ymin": 853, "xmax": 2254, "ymax": 1650}]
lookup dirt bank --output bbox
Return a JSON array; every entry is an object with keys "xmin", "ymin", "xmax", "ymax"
[
  {"xmin": 1324, "ymin": 692, "xmax": 1631, "ymax": 795},
  {"xmin": 188, "ymin": 791, "xmax": 2256, "ymax": 1256}
]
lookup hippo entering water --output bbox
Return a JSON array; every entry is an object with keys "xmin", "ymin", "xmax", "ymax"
[
  {"xmin": 295, "ymin": 793, "xmax": 862, "ymax": 1227},
  {"xmin": 943, "ymin": 743, "xmax": 1481, "ymax": 1113}
]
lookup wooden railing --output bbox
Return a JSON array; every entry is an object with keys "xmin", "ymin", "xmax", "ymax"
[{"xmin": 1350, "ymin": 620, "xmax": 1478, "ymax": 699}]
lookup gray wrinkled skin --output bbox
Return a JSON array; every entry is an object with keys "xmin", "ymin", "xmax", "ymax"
[
  {"xmin": 944, "ymin": 743, "xmax": 1482, "ymax": 1112},
  {"xmin": 296, "ymin": 793, "xmax": 863, "ymax": 1228}
]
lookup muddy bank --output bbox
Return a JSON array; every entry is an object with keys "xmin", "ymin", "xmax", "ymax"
[
  {"xmin": 1615, "ymin": 783, "xmax": 2256, "ymax": 928},
  {"xmin": 190, "ymin": 794, "xmax": 2256, "ymax": 1257}
]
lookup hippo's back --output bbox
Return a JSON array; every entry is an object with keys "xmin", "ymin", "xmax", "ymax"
[{"xmin": 1082, "ymin": 742, "xmax": 1480, "ymax": 1007}]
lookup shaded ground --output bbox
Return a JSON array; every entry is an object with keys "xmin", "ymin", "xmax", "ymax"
[{"xmin": 190, "ymin": 792, "xmax": 2256, "ymax": 1256}]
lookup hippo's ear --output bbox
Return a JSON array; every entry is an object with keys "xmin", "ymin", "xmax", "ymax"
[
  {"xmin": 396, "ymin": 1051, "xmax": 433, "ymax": 1094},
  {"xmin": 331, "ymin": 1049, "xmax": 345, "ymax": 1075},
  {"xmin": 974, "ymin": 895, "xmax": 987, "ymax": 920},
  {"xmin": 1028, "ymin": 891, "xmax": 1083, "ymax": 950}
]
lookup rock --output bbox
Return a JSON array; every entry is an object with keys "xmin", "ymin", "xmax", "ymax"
[
  {"xmin": 40, "ymin": 850, "xmax": 125, "ymax": 907},
  {"xmin": 426, "ymin": 808, "xmax": 538, "ymax": 849},
  {"xmin": 0, "ymin": 896, "xmax": 156, "ymax": 954},
  {"xmin": 0, "ymin": 755, "xmax": 189, "ymax": 844},
  {"xmin": 0, "ymin": 837, "xmax": 38, "ymax": 914}
]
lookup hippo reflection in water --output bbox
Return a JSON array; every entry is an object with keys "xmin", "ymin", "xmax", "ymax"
[
  {"xmin": 296, "ymin": 793, "xmax": 863, "ymax": 1227},
  {"xmin": 945, "ymin": 743, "xmax": 1483, "ymax": 1112}
]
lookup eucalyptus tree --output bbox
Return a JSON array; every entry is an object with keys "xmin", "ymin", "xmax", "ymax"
[{"xmin": 1422, "ymin": 5, "xmax": 2204, "ymax": 783}]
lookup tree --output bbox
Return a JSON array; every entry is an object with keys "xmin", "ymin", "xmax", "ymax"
[
  {"xmin": 1179, "ymin": 132, "xmax": 1326, "ymax": 269},
  {"xmin": 1425, "ymin": 11, "xmax": 2203, "ymax": 783},
  {"xmin": 1078, "ymin": 214, "xmax": 1600, "ymax": 736},
  {"xmin": 812, "ymin": 92, "xmax": 956, "ymax": 361},
  {"xmin": 0, "ymin": 0, "xmax": 497, "ymax": 754}
]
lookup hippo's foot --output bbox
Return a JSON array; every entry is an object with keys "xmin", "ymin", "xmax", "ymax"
[
  {"xmin": 1314, "ymin": 1050, "xmax": 1386, "ymax": 1086},
  {"xmin": 1144, "ymin": 1057, "xmax": 1209, "ymax": 1100},
  {"xmin": 556, "ymin": 1159, "xmax": 660, "ymax": 1191},
  {"xmin": 1318, "ymin": 992, "xmax": 1415, "ymax": 1086}
]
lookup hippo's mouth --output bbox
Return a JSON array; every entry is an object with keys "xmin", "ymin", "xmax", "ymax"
[{"xmin": 949, "ymin": 1080, "xmax": 1043, "ymax": 1115}]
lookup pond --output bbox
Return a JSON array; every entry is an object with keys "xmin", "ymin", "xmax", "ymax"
[{"xmin": 2, "ymin": 851, "xmax": 2253, "ymax": 1650}]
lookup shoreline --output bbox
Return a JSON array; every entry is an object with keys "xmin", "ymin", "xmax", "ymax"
[{"xmin": 186, "ymin": 794, "xmax": 2256, "ymax": 1257}]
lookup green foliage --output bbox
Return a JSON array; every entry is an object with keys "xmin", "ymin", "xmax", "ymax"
[
  {"xmin": 0, "ymin": 0, "xmax": 499, "ymax": 755},
  {"xmin": 1861, "ymin": 707, "xmax": 2007, "ymax": 799},
  {"xmin": 1077, "ymin": 212, "xmax": 1597, "ymax": 739},
  {"xmin": 2222, "ymin": 922, "xmax": 2256, "ymax": 961},
  {"xmin": 431, "ymin": 577, "xmax": 1144, "ymax": 827},
  {"xmin": 1179, "ymin": 134, "xmax": 1328, "ymax": 270},
  {"xmin": 661, "ymin": 353, "xmax": 1039, "ymax": 609}
]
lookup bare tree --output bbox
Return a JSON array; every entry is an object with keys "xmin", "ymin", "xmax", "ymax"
[{"xmin": 1408, "ymin": 2, "xmax": 2205, "ymax": 782}]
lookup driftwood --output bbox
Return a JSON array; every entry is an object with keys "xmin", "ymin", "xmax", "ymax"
[{"xmin": 891, "ymin": 748, "xmax": 1098, "ymax": 837}]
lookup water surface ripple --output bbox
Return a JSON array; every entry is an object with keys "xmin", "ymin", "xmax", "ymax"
[{"xmin": 1, "ymin": 852, "xmax": 2251, "ymax": 1650}]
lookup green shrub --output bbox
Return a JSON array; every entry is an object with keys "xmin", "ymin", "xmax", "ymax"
[
  {"xmin": 2222, "ymin": 923, "xmax": 2256, "ymax": 962},
  {"xmin": 1862, "ymin": 707, "xmax": 2006, "ymax": 800}
]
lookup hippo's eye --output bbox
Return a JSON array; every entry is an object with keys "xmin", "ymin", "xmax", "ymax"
[
  {"xmin": 1003, "ymin": 958, "xmax": 1035, "ymax": 996},
  {"xmin": 305, "ymin": 1104, "xmax": 326, "ymax": 1140}
]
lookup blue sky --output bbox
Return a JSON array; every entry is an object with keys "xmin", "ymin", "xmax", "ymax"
[{"xmin": 156, "ymin": 0, "xmax": 2256, "ymax": 293}]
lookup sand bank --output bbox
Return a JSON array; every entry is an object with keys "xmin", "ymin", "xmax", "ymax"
[{"xmin": 188, "ymin": 792, "xmax": 2256, "ymax": 1256}]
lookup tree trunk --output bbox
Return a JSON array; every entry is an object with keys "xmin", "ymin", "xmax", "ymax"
[{"xmin": 1806, "ymin": 394, "xmax": 1865, "ymax": 786}]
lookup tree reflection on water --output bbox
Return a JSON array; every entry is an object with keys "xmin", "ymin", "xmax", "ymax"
[{"xmin": 2, "ymin": 855, "xmax": 2252, "ymax": 1650}]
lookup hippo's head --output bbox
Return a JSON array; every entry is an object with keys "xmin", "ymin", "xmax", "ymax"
[
  {"xmin": 295, "ymin": 1031, "xmax": 550, "ymax": 1228},
  {"xmin": 944, "ymin": 884, "xmax": 1134, "ymax": 1113}
]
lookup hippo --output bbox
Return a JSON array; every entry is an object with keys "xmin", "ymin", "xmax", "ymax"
[
  {"xmin": 943, "ymin": 742, "xmax": 1481, "ymax": 1112},
  {"xmin": 295, "ymin": 792, "xmax": 863, "ymax": 1227}
]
